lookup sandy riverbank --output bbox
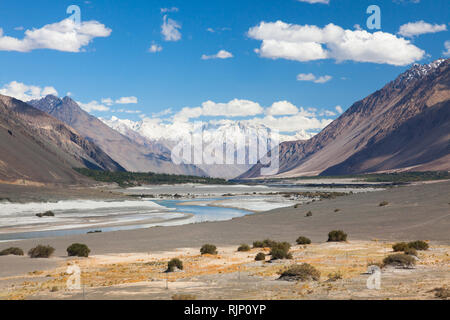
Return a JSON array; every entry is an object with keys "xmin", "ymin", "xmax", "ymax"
[{"xmin": 0, "ymin": 180, "xmax": 448, "ymax": 279}]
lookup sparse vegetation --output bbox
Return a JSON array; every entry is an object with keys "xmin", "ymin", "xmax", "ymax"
[
  {"xmin": 430, "ymin": 287, "xmax": 450, "ymax": 300},
  {"xmin": 255, "ymin": 252, "xmax": 266, "ymax": 261},
  {"xmin": 296, "ymin": 236, "xmax": 311, "ymax": 245},
  {"xmin": 74, "ymin": 168, "xmax": 231, "ymax": 188},
  {"xmin": 270, "ymin": 242, "xmax": 292, "ymax": 260},
  {"xmin": 167, "ymin": 258, "xmax": 183, "ymax": 272},
  {"xmin": 237, "ymin": 244, "xmax": 250, "ymax": 252},
  {"xmin": 279, "ymin": 263, "xmax": 320, "ymax": 282},
  {"xmin": 327, "ymin": 271, "xmax": 343, "ymax": 282},
  {"xmin": 383, "ymin": 253, "xmax": 416, "ymax": 268},
  {"xmin": 403, "ymin": 247, "xmax": 417, "ymax": 256},
  {"xmin": 36, "ymin": 211, "xmax": 55, "ymax": 218},
  {"xmin": 379, "ymin": 201, "xmax": 389, "ymax": 207},
  {"xmin": 67, "ymin": 243, "xmax": 90, "ymax": 257},
  {"xmin": 334, "ymin": 209, "xmax": 340, "ymax": 213},
  {"xmin": 0, "ymin": 247, "xmax": 24, "ymax": 256},
  {"xmin": 327, "ymin": 230, "xmax": 347, "ymax": 242},
  {"xmin": 305, "ymin": 211, "xmax": 313, "ymax": 217},
  {"xmin": 253, "ymin": 239, "xmax": 277, "ymax": 248},
  {"xmin": 408, "ymin": 240, "xmax": 429, "ymax": 251},
  {"xmin": 392, "ymin": 242, "xmax": 409, "ymax": 252},
  {"xmin": 200, "ymin": 244, "xmax": 217, "ymax": 255},
  {"xmin": 28, "ymin": 245, "xmax": 55, "ymax": 258}
]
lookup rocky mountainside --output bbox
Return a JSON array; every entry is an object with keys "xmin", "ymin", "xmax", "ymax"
[
  {"xmin": 0, "ymin": 95, "xmax": 124, "ymax": 185},
  {"xmin": 29, "ymin": 96, "xmax": 206, "ymax": 176},
  {"xmin": 240, "ymin": 59, "xmax": 450, "ymax": 178}
]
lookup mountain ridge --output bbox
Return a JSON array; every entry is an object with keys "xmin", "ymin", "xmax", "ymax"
[{"xmin": 239, "ymin": 59, "xmax": 450, "ymax": 179}]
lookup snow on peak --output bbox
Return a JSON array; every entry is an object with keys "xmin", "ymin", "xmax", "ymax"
[{"xmin": 396, "ymin": 58, "xmax": 447, "ymax": 85}]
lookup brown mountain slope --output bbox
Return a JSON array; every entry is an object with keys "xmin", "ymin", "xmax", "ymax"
[
  {"xmin": 29, "ymin": 96, "xmax": 207, "ymax": 176},
  {"xmin": 240, "ymin": 59, "xmax": 450, "ymax": 178},
  {"xmin": 0, "ymin": 95, "xmax": 124, "ymax": 185}
]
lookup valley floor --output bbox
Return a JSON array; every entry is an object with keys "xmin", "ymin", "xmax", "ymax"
[{"xmin": 0, "ymin": 180, "xmax": 449, "ymax": 300}]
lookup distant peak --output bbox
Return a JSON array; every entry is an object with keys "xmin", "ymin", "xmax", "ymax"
[{"xmin": 395, "ymin": 58, "xmax": 448, "ymax": 87}]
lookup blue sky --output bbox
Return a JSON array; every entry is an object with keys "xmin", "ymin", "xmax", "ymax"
[{"xmin": 0, "ymin": 0, "xmax": 448, "ymax": 137}]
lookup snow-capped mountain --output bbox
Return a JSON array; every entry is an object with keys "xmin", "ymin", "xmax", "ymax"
[{"xmin": 101, "ymin": 117, "xmax": 310, "ymax": 178}]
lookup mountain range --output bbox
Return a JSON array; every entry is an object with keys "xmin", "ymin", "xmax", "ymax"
[
  {"xmin": 0, "ymin": 59, "xmax": 448, "ymax": 185},
  {"xmin": 0, "ymin": 94, "xmax": 123, "ymax": 185},
  {"xmin": 239, "ymin": 59, "xmax": 450, "ymax": 179},
  {"xmin": 28, "ymin": 95, "xmax": 206, "ymax": 177}
]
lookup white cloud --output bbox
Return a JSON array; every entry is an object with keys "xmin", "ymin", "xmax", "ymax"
[
  {"xmin": 297, "ymin": 0, "xmax": 329, "ymax": 4},
  {"xmin": 266, "ymin": 101, "xmax": 299, "ymax": 115},
  {"xmin": 0, "ymin": 18, "xmax": 111, "ymax": 52},
  {"xmin": 101, "ymin": 96, "xmax": 138, "ymax": 105},
  {"xmin": 248, "ymin": 21, "xmax": 425, "ymax": 66},
  {"xmin": 101, "ymin": 98, "xmax": 114, "ymax": 106},
  {"xmin": 174, "ymin": 99, "xmax": 264, "ymax": 121},
  {"xmin": 297, "ymin": 73, "xmax": 332, "ymax": 83},
  {"xmin": 443, "ymin": 41, "xmax": 450, "ymax": 57},
  {"xmin": 149, "ymin": 43, "xmax": 163, "ymax": 53},
  {"xmin": 115, "ymin": 96, "xmax": 138, "ymax": 104},
  {"xmin": 201, "ymin": 50, "xmax": 233, "ymax": 60},
  {"xmin": 335, "ymin": 105, "xmax": 343, "ymax": 114},
  {"xmin": 77, "ymin": 100, "xmax": 109, "ymax": 112},
  {"xmin": 398, "ymin": 21, "xmax": 447, "ymax": 37},
  {"xmin": 161, "ymin": 15, "xmax": 181, "ymax": 41},
  {"xmin": 161, "ymin": 7, "xmax": 179, "ymax": 13},
  {"xmin": 0, "ymin": 81, "xmax": 58, "ymax": 101},
  {"xmin": 115, "ymin": 109, "xmax": 141, "ymax": 114}
]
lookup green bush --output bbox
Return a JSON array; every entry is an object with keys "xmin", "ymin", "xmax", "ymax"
[
  {"xmin": 262, "ymin": 239, "xmax": 277, "ymax": 248},
  {"xmin": 28, "ymin": 245, "xmax": 55, "ymax": 258},
  {"xmin": 0, "ymin": 247, "xmax": 24, "ymax": 256},
  {"xmin": 392, "ymin": 242, "xmax": 409, "ymax": 252},
  {"xmin": 270, "ymin": 242, "xmax": 292, "ymax": 260},
  {"xmin": 237, "ymin": 244, "xmax": 250, "ymax": 252},
  {"xmin": 253, "ymin": 241, "xmax": 264, "ymax": 248},
  {"xmin": 408, "ymin": 240, "xmax": 429, "ymax": 251},
  {"xmin": 167, "ymin": 258, "xmax": 183, "ymax": 272},
  {"xmin": 255, "ymin": 252, "xmax": 266, "ymax": 261},
  {"xmin": 200, "ymin": 244, "xmax": 217, "ymax": 255},
  {"xmin": 327, "ymin": 230, "xmax": 347, "ymax": 242},
  {"xmin": 279, "ymin": 263, "xmax": 320, "ymax": 281},
  {"xmin": 383, "ymin": 254, "xmax": 415, "ymax": 268},
  {"xmin": 67, "ymin": 243, "xmax": 90, "ymax": 257},
  {"xmin": 296, "ymin": 236, "xmax": 311, "ymax": 245},
  {"xmin": 404, "ymin": 247, "xmax": 417, "ymax": 256}
]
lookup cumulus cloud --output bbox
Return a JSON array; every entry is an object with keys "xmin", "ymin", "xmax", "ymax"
[
  {"xmin": 248, "ymin": 21, "xmax": 425, "ymax": 66},
  {"xmin": 174, "ymin": 99, "xmax": 264, "ymax": 121},
  {"xmin": 101, "ymin": 96, "xmax": 138, "ymax": 105},
  {"xmin": 444, "ymin": 41, "xmax": 450, "ymax": 57},
  {"xmin": 398, "ymin": 21, "xmax": 447, "ymax": 37},
  {"xmin": 115, "ymin": 96, "xmax": 138, "ymax": 104},
  {"xmin": 201, "ymin": 50, "xmax": 233, "ymax": 60},
  {"xmin": 0, "ymin": 81, "xmax": 58, "ymax": 101},
  {"xmin": 297, "ymin": 73, "xmax": 332, "ymax": 83},
  {"xmin": 335, "ymin": 105, "xmax": 343, "ymax": 114},
  {"xmin": 77, "ymin": 100, "xmax": 110, "ymax": 112},
  {"xmin": 148, "ymin": 43, "xmax": 163, "ymax": 53},
  {"xmin": 161, "ymin": 15, "xmax": 181, "ymax": 41},
  {"xmin": 0, "ymin": 18, "xmax": 111, "ymax": 52},
  {"xmin": 266, "ymin": 101, "xmax": 299, "ymax": 115}
]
